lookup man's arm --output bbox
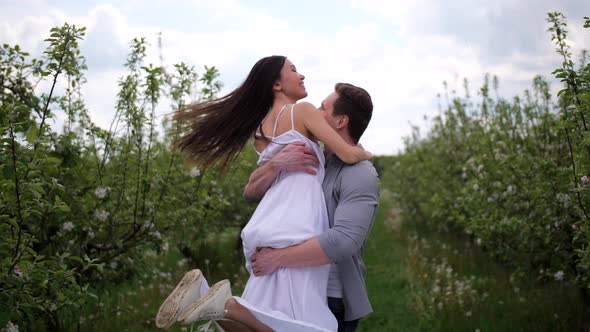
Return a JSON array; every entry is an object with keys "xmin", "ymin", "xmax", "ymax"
[
  {"xmin": 243, "ymin": 142, "xmax": 320, "ymax": 201},
  {"xmin": 250, "ymin": 237, "xmax": 329, "ymax": 276},
  {"xmin": 317, "ymin": 165, "xmax": 380, "ymax": 262},
  {"xmin": 251, "ymin": 163, "xmax": 380, "ymax": 275}
]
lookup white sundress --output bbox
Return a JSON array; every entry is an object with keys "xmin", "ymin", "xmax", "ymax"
[{"xmin": 234, "ymin": 104, "xmax": 337, "ymax": 332}]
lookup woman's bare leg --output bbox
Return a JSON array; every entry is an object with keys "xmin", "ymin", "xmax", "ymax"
[
  {"xmin": 217, "ymin": 320, "xmax": 255, "ymax": 332},
  {"xmin": 218, "ymin": 298, "xmax": 273, "ymax": 332}
]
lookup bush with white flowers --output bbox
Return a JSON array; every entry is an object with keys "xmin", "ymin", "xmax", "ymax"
[
  {"xmin": 0, "ymin": 23, "xmax": 253, "ymax": 330},
  {"xmin": 378, "ymin": 14, "xmax": 590, "ymax": 298}
]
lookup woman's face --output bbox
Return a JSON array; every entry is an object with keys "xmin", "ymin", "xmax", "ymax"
[{"xmin": 274, "ymin": 58, "xmax": 307, "ymax": 101}]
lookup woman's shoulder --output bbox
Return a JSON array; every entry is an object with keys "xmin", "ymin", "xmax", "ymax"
[{"xmin": 293, "ymin": 102, "xmax": 317, "ymax": 113}]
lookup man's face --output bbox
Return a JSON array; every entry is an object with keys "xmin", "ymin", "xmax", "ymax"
[{"xmin": 319, "ymin": 91, "xmax": 340, "ymax": 130}]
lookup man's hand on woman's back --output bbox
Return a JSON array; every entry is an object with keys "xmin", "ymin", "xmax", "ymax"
[{"xmin": 270, "ymin": 141, "xmax": 320, "ymax": 175}]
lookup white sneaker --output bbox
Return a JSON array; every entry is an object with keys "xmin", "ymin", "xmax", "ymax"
[
  {"xmin": 155, "ymin": 269, "xmax": 203, "ymax": 329},
  {"xmin": 178, "ymin": 279, "xmax": 231, "ymax": 324}
]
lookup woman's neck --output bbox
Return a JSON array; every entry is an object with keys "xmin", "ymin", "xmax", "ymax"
[{"xmin": 274, "ymin": 95, "xmax": 299, "ymax": 107}]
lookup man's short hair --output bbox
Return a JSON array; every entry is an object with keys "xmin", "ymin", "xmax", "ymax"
[{"xmin": 333, "ymin": 83, "xmax": 373, "ymax": 143}]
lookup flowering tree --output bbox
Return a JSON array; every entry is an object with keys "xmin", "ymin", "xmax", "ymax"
[
  {"xmin": 0, "ymin": 23, "xmax": 252, "ymax": 330},
  {"xmin": 382, "ymin": 13, "xmax": 590, "ymax": 315}
]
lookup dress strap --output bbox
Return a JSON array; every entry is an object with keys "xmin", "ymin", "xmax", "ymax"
[
  {"xmin": 290, "ymin": 104, "xmax": 296, "ymax": 130},
  {"xmin": 272, "ymin": 104, "xmax": 289, "ymax": 137}
]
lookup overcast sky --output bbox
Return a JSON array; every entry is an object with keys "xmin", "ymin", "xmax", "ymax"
[{"xmin": 1, "ymin": 0, "xmax": 588, "ymax": 155}]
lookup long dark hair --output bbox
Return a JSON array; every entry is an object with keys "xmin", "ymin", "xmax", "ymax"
[{"xmin": 174, "ymin": 55, "xmax": 286, "ymax": 170}]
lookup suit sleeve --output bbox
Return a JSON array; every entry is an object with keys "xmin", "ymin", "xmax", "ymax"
[{"xmin": 317, "ymin": 165, "xmax": 380, "ymax": 263}]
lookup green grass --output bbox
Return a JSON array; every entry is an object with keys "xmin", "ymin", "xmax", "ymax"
[
  {"xmin": 359, "ymin": 200, "xmax": 424, "ymax": 331},
  {"xmin": 72, "ymin": 229, "xmax": 249, "ymax": 332},
  {"xmin": 363, "ymin": 197, "xmax": 588, "ymax": 332},
  {"xmin": 81, "ymin": 196, "xmax": 588, "ymax": 331}
]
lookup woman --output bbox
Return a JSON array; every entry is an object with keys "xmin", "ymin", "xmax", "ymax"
[{"xmin": 156, "ymin": 56, "xmax": 371, "ymax": 331}]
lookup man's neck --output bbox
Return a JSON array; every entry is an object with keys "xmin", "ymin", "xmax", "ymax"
[{"xmin": 325, "ymin": 134, "xmax": 356, "ymax": 157}]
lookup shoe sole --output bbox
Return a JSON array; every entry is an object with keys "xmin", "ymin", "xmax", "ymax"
[
  {"xmin": 178, "ymin": 279, "xmax": 230, "ymax": 324},
  {"xmin": 155, "ymin": 269, "xmax": 203, "ymax": 329}
]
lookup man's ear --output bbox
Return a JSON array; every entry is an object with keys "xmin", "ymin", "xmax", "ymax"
[{"xmin": 336, "ymin": 115, "xmax": 349, "ymax": 130}]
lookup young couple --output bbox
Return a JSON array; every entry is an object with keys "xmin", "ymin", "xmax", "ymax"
[{"xmin": 155, "ymin": 56, "xmax": 380, "ymax": 332}]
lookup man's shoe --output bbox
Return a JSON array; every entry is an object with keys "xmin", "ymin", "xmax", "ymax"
[
  {"xmin": 155, "ymin": 269, "xmax": 203, "ymax": 329},
  {"xmin": 178, "ymin": 279, "xmax": 231, "ymax": 324}
]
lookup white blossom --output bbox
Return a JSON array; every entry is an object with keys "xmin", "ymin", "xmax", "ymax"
[
  {"xmin": 94, "ymin": 186, "xmax": 109, "ymax": 199},
  {"xmin": 494, "ymin": 149, "xmax": 504, "ymax": 160},
  {"xmin": 556, "ymin": 193, "xmax": 571, "ymax": 207},
  {"xmin": 506, "ymin": 185, "xmax": 514, "ymax": 194},
  {"xmin": 144, "ymin": 221, "xmax": 152, "ymax": 229},
  {"xmin": 2, "ymin": 321, "xmax": 18, "ymax": 332},
  {"xmin": 582, "ymin": 176, "xmax": 590, "ymax": 184},
  {"xmin": 476, "ymin": 238, "xmax": 482, "ymax": 246},
  {"xmin": 94, "ymin": 209, "xmax": 110, "ymax": 222},
  {"xmin": 62, "ymin": 221, "xmax": 74, "ymax": 232},
  {"xmin": 445, "ymin": 266, "xmax": 453, "ymax": 277},
  {"xmin": 151, "ymin": 231, "xmax": 161, "ymax": 240},
  {"xmin": 190, "ymin": 167, "xmax": 201, "ymax": 178},
  {"xmin": 13, "ymin": 265, "xmax": 23, "ymax": 278},
  {"xmin": 554, "ymin": 270, "xmax": 564, "ymax": 281}
]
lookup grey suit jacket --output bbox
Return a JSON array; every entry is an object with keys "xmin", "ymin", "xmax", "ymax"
[{"xmin": 317, "ymin": 155, "xmax": 380, "ymax": 321}]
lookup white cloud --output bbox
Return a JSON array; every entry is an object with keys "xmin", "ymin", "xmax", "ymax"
[
  {"xmin": 82, "ymin": 4, "xmax": 130, "ymax": 70},
  {"xmin": 2, "ymin": 0, "xmax": 588, "ymax": 155}
]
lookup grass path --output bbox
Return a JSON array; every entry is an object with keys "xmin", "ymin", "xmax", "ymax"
[{"xmin": 359, "ymin": 200, "xmax": 424, "ymax": 331}]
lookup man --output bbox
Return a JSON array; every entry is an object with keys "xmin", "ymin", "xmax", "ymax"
[{"xmin": 245, "ymin": 83, "xmax": 380, "ymax": 331}]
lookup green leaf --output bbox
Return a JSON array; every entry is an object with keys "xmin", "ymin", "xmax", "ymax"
[
  {"xmin": 6, "ymin": 217, "xmax": 19, "ymax": 230},
  {"xmin": 55, "ymin": 196, "xmax": 70, "ymax": 212},
  {"xmin": 30, "ymin": 183, "xmax": 46, "ymax": 195},
  {"xmin": 2, "ymin": 164, "xmax": 15, "ymax": 180},
  {"xmin": 68, "ymin": 256, "xmax": 83, "ymax": 265},
  {"xmin": 26, "ymin": 125, "xmax": 39, "ymax": 144},
  {"xmin": 45, "ymin": 157, "xmax": 62, "ymax": 166}
]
